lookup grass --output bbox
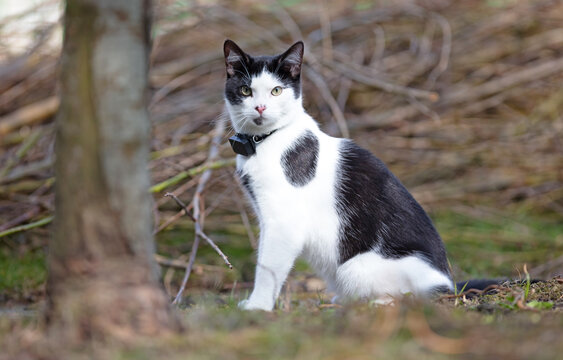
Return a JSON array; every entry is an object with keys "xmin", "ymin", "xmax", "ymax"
[
  {"xmin": 1, "ymin": 209, "xmax": 562, "ymax": 302},
  {"xmin": 0, "ymin": 245, "xmax": 46, "ymax": 301},
  {"xmin": 3, "ymin": 285, "xmax": 561, "ymax": 359},
  {"xmin": 107, "ymin": 279, "xmax": 561, "ymax": 359},
  {"xmin": 434, "ymin": 210, "xmax": 563, "ymax": 278},
  {"xmin": 0, "ymin": 210, "xmax": 562, "ymax": 359}
]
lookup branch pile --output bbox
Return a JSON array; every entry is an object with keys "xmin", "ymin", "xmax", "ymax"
[{"xmin": 1, "ymin": 0, "xmax": 562, "ymax": 291}]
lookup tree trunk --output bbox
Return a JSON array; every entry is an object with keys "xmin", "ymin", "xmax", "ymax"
[{"xmin": 46, "ymin": 0, "xmax": 180, "ymax": 343}]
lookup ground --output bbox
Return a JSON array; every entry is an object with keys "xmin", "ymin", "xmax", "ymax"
[
  {"xmin": 1, "ymin": 0, "xmax": 562, "ymax": 358},
  {"xmin": 1, "ymin": 214, "xmax": 562, "ymax": 359}
]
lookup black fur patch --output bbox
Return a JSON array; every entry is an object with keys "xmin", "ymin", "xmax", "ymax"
[
  {"xmin": 239, "ymin": 172, "xmax": 256, "ymax": 203},
  {"xmin": 428, "ymin": 285, "xmax": 453, "ymax": 297},
  {"xmin": 455, "ymin": 279, "xmax": 506, "ymax": 291},
  {"xmin": 281, "ymin": 130, "xmax": 319, "ymax": 187},
  {"xmin": 224, "ymin": 41, "xmax": 303, "ymax": 106},
  {"xmin": 335, "ymin": 140, "xmax": 450, "ymax": 276}
]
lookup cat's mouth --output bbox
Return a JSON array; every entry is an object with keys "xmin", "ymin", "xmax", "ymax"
[{"xmin": 235, "ymin": 114, "xmax": 277, "ymax": 135}]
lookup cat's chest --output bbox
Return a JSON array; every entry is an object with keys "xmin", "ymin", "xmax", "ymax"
[
  {"xmin": 237, "ymin": 128, "xmax": 321, "ymax": 191},
  {"xmin": 237, "ymin": 129, "xmax": 343, "ymax": 273}
]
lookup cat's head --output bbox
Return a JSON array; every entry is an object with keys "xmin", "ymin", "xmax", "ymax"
[{"xmin": 223, "ymin": 40, "xmax": 304, "ymax": 135}]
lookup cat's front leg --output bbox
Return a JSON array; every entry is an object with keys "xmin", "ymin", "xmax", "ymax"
[{"xmin": 239, "ymin": 225, "xmax": 302, "ymax": 311}]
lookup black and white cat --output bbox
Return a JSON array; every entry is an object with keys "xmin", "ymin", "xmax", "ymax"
[{"xmin": 223, "ymin": 40, "xmax": 453, "ymax": 311}]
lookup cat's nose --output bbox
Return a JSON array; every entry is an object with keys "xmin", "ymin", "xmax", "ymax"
[{"xmin": 255, "ymin": 105, "xmax": 266, "ymax": 115}]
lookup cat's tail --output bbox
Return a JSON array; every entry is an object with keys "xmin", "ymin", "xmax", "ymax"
[
  {"xmin": 455, "ymin": 278, "xmax": 506, "ymax": 292},
  {"xmin": 430, "ymin": 279, "xmax": 506, "ymax": 296},
  {"xmin": 452, "ymin": 278, "xmax": 543, "ymax": 297}
]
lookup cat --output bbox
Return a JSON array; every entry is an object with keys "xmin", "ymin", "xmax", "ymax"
[{"xmin": 223, "ymin": 39, "xmax": 454, "ymax": 311}]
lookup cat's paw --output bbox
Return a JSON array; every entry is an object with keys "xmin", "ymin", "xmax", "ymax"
[
  {"xmin": 237, "ymin": 299, "xmax": 250, "ymax": 309},
  {"xmin": 238, "ymin": 299, "xmax": 272, "ymax": 311}
]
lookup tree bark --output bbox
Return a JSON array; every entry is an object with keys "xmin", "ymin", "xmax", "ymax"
[{"xmin": 47, "ymin": 0, "xmax": 180, "ymax": 343}]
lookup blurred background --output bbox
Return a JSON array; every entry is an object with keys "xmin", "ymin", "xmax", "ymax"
[{"xmin": 0, "ymin": 0, "xmax": 562, "ymax": 306}]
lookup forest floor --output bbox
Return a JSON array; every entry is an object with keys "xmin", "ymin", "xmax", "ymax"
[
  {"xmin": 1, "ymin": 0, "xmax": 562, "ymax": 358},
  {"xmin": 1, "ymin": 275, "xmax": 562, "ymax": 359}
]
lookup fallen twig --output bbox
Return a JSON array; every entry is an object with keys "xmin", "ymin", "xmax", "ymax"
[
  {"xmin": 317, "ymin": 0, "xmax": 333, "ymax": 61},
  {"xmin": 150, "ymin": 158, "xmax": 235, "ymax": 193},
  {"xmin": 0, "ymin": 206, "xmax": 41, "ymax": 233},
  {"xmin": 0, "ymin": 216, "xmax": 53, "ymax": 239},
  {"xmin": 437, "ymin": 284, "xmax": 508, "ymax": 300},
  {"xmin": 164, "ymin": 192, "xmax": 232, "ymax": 270},
  {"xmin": 155, "ymin": 253, "xmax": 191, "ymax": 269},
  {"xmin": 0, "ymin": 96, "xmax": 59, "ymax": 136},
  {"xmin": 0, "ymin": 156, "xmax": 54, "ymax": 184},
  {"xmin": 425, "ymin": 11, "xmax": 452, "ymax": 87},
  {"xmin": 442, "ymin": 57, "xmax": 563, "ymax": 105},
  {"xmin": 323, "ymin": 60, "xmax": 440, "ymax": 102},
  {"xmin": 171, "ymin": 117, "xmax": 228, "ymax": 304},
  {"xmin": 0, "ymin": 178, "xmax": 54, "ymax": 195},
  {"xmin": 153, "ymin": 204, "xmax": 194, "ymax": 235},
  {"xmin": 0, "ymin": 128, "xmax": 43, "ymax": 179},
  {"xmin": 305, "ymin": 65, "xmax": 350, "ymax": 138}
]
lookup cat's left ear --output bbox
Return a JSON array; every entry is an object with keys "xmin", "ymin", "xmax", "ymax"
[{"xmin": 278, "ymin": 41, "xmax": 304, "ymax": 78}]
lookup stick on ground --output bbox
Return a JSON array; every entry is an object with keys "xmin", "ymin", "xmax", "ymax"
[{"xmin": 164, "ymin": 192, "xmax": 232, "ymax": 269}]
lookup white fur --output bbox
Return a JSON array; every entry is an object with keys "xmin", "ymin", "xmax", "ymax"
[
  {"xmin": 226, "ymin": 71, "xmax": 300, "ymax": 136},
  {"xmin": 227, "ymin": 70, "xmax": 452, "ymax": 311},
  {"xmin": 334, "ymin": 252, "xmax": 453, "ymax": 299}
]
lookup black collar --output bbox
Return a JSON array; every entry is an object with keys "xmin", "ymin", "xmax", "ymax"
[{"xmin": 229, "ymin": 130, "xmax": 277, "ymax": 156}]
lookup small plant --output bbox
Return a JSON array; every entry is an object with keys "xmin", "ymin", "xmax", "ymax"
[
  {"xmin": 523, "ymin": 264, "xmax": 531, "ymax": 302},
  {"xmin": 498, "ymin": 265, "xmax": 554, "ymax": 311},
  {"xmin": 453, "ymin": 281, "xmax": 469, "ymax": 306}
]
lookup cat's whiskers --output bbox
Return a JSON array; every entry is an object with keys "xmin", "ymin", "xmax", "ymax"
[{"xmin": 238, "ymin": 58, "xmax": 252, "ymax": 82}]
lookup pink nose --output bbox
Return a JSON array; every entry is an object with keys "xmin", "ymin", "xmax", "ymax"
[{"xmin": 255, "ymin": 105, "xmax": 266, "ymax": 115}]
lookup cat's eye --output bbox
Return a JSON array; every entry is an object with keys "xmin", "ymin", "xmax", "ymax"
[
  {"xmin": 271, "ymin": 86, "xmax": 283, "ymax": 96},
  {"xmin": 240, "ymin": 85, "xmax": 252, "ymax": 96}
]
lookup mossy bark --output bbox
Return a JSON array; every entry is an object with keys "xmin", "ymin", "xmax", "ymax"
[{"xmin": 47, "ymin": 0, "xmax": 181, "ymax": 343}]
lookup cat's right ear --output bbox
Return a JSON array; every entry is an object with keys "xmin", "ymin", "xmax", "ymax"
[
  {"xmin": 278, "ymin": 41, "xmax": 304, "ymax": 79},
  {"xmin": 224, "ymin": 40, "xmax": 249, "ymax": 78}
]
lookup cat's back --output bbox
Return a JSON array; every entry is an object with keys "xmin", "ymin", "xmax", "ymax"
[{"xmin": 335, "ymin": 140, "xmax": 450, "ymax": 275}]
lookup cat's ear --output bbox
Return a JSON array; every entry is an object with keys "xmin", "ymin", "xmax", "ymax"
[
  {"xmin": 278, "ymin": 41, "xmax": 304, "ymax": 78},
  {"xmin": 224, "ymin": 39, "xmax": 249, "ymax": 78}
]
